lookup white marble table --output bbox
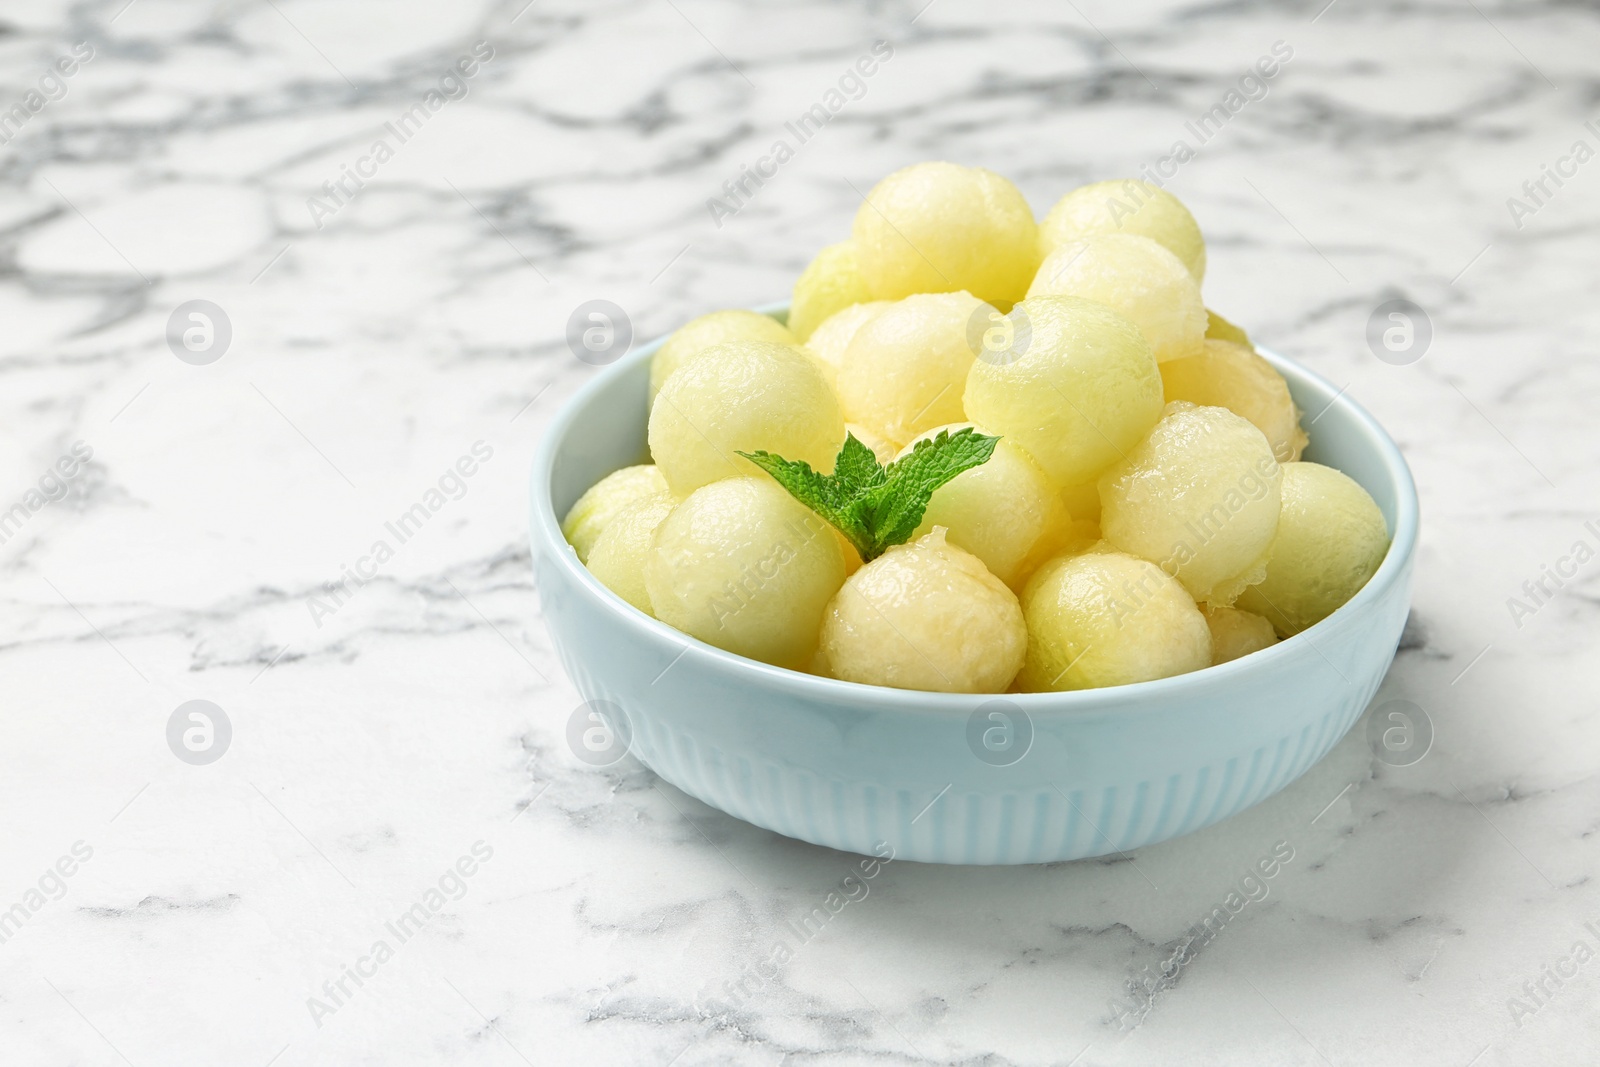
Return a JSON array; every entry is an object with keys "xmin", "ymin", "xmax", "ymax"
[{"xmin": 3, "ymin": 1, "xmax": 1597, "ymax": 1063}]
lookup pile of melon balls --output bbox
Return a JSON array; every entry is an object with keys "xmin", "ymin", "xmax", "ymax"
[{"xmin": 562, "ymin": 162, "xmax": 1390, "ymax": 694}]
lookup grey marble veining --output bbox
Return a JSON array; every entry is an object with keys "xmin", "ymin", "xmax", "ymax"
[{"xmin": 1, "ymin": 0, "xmax": 1597, "ymax": 1064}]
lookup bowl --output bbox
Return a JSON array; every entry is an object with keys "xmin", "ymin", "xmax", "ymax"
[{"xmin": 530, "ymin": 305, "xmax": 1418, "ymax": 865}]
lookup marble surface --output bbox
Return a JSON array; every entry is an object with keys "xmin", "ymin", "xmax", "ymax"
[{"xmin": 2, "ymin": 0, "xmax": 1598, "ymax": 1063}]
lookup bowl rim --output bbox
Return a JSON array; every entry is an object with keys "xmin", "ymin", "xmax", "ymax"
[{"xmin": 531, "ymin": 302, "xmax": 1419, "ymax": 714}]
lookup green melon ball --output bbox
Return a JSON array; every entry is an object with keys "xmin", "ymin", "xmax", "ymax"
[
  {"xmin": 897, "ymin": 423, "xmax": 1063, "ymax": 589},
  {"xmin": 789, "ymin": 241, "xmax": 873, "ymax": 342},
  {"xmin": 645, "ymin": 477, "xmax": 846, "ymax": 669},
  {"xmin": 837, "ymin": 291, "xmax": 986, "ymax": 448},
  {"xmin": 820, "ymin": 528, "xmax": 1025, "ymax": 693},
  {"xmin": 1201, "ymin": 604, "xmax": 1277, "ymax": 664},
  {"xmin": 648, "ymin": 340, "xmax": 845, "ymax": 497},
  {"xmin": 1018, "ymin": 548, "xmax": 1211, "ymax": 691},
  {"xmin": 561, "ymin": 464, "xmax": 671, "ymax": 564},
  {"xmin": 649, "ymin": 309, "xmax": 797, "ymax": 402},
  {"xmin": 852, "ymin": 162, "xmax": 1038, "ymax": 308},
  {"xmin": 1038, "ymin": 179, "xmax": 1206, "ymax": 281},
  {"xmin": 1162, "ymin": 339, "xmax": 1307, "ymax": 463},
  {"xmin": 586, "ymin": 495, "xmax": 676, "ymax": 615},
  {"xmin": 1028, "ymin": 233, "xmax": 1206, "ymax": 363},
  {"xmin": 1235, "ymin": 462, "xmax": 1390, "ymax": 636},
  {"xmin": 964, "ymin": 295, "xmax": 1164, "ymax": 487},
  {"xmin": 1099, "ymin": 402, "xmax": 1283, "ymax": 606}
]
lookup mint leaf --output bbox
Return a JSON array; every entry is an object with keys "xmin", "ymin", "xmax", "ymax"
[
  {"xmin": 832, "ymin": 433, "xmax": 887, "ymax": 495},
  {"xmin": 738, "ymin": 427, "xmax": 998, "ymax": 562}
]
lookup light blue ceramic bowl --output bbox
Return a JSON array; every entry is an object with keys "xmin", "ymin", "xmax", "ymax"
[{"xmin": 531, "ymin": 307, "xmax": 1418, "ymax": 865}]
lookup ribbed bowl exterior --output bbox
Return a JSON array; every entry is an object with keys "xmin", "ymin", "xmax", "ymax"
[{"xmin": 532, "ymin": 311, "xmax": 1419, "ymax": 865}]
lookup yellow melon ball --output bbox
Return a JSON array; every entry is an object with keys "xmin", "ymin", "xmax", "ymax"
[
  {"xmin": 646, "ymin": 478, "xmax": 846, "ymax": 668},
  {"xmin": 1028, "ymin": 233, "xmax": 1205, "ymax": 363},
  {"xmin": 649, "ymin": 309, "xmax": 797, "ymax": 401},
  {"xmin": 649, "ymin": 341, "xmax": 845, "ymax": 496},
  {"xmin": 837, "ymin": 291, "xmax": 986, "ymax": 447},
  {"xmin": 820, "ymin": 528, "xmax": 1024, "ymax": 693},
  {"xmin": 1235, "ymin": 462, "xmax": 1390, "ymax": 636},
  {"xmin": 896, "ymin": 424, "xmax": 1063, "ymax": 589},
  {"xmin": 1018, "ymin": 549, "xmax": 1211, "ymax": 691},
  {"xmin": 1162, "ymin": 339, "xmax": 1308, "ymax": 463},
  {"xmin": 586, "ymin": 495, "xmax": 676, "ymax": 615},
  {"xmin": 1099, "ymin": 403, "xmax": 1281, "ymax": 605},
  {"xmin": 562, "ymin": 464, "xmax": 671, "ymax": 564},
  {"xmin": 1206, "ymin": 309, "xmax": 1251, "ymax": 347},
  {"xmin": 852, "ymin": 162, "xmax": 1038, "ymax": 308},
  {"xmin": 1038, "ymin": 179, "xmax": 1206, "ymax": 282},
  {"xmin": 789, "ymin": 242, "xmax": 872, "ymax": 342},
  {"xmin": 805, "ymin": 301, "xmax": 890, "ymax": 383},
  {"xmin": 1201, "ymin": 604, "xmax": 1277, "ymax": 665},
  {"xmin": 964, "ymin": 296, "xmax": 1164, "ymax": 487}
]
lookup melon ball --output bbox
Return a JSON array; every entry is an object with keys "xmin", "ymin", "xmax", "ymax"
[
  {"xmin": 896, "ymin": 424, "xmax": 1063, "ymax": 589},
  {"xmin": 820, "ymin": 528, "xmax": 1024, "ymax": 693},
  {"xmin": 1100, "ymin": 403, "xmax": 1282, "ymax": 605},
  {"xmin": 646, "ymin": 478, "xmax": 846, "ymax": 669},
  {"xmin": 1018, "ymin": 549, "xmax": 1211, "ymax": 691},
  {"xmin": 789, "ymin": 242, "xmax": 872, "ymax": 341},
  {"xmin": 964, "ymin": 296, "xmax": 1164, "ymax": 487},
  {"xmin": 1206, "ymin": 309, "xmax": 1251, "ymax": 347},
  {"xmin": 649, "ymin": 309, "xmax": 797, "ymax": 401},
  {"xmin": 1028, "ymin": 233, "xmax": 1205, "ymax": 363},
  {"xmin": 1201, "ymin": 604, "xmax": 1277, "ymax": 665},
  {"xmin": 852, "ymin": 162, "xmax": 1038, "ymax": 308},
  {"xmin": 562, "ymin": 464, "xmax": 671, "ymax": 564},
  {"xmin": 837, "ymin": 291, "xmax": 986, "ymax": 447},
  {"xmin": 1038, "ymin": 179, "xmax": 1206, "ymax": 282},
  {"xmin": 586, "ymin": 495, "xmax": 676, "ymax": 615},
  {"xmin": 1235, "ymin": 462, "xmax": 1390, "ymax": 636},
  {"xmin": 1162, "ymin": 339, "xmax": 1308, "ymax": 462},
  {"xmin": 649, "ymin": 340, "xmax": 845, "ymax": 496}
]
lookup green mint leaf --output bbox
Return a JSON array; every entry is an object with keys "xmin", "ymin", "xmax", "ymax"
[
  {"xmin": 741, "ymin": 428, "xmax": 998, "ymax": 562},
  {"xmin": 832, "ymin": 432, "xmax": 888, "ymax": 494},
  {"xmin": 861, "ymin": 428, "xmax": 1000, "ymax": 557}
]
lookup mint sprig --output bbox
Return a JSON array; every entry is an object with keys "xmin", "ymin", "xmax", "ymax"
[{"xmin": 739, "ymin": 427, "xmax": 999, "ymax": 562}]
